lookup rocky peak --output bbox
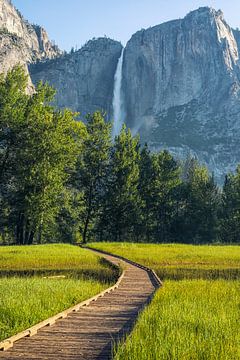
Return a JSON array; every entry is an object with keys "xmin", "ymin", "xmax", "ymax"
[
  {"xmin": 0, "ymin": 0, "xmax": 25, "ymax": 38},
  {"xmin": 0, "ymin": 0, "xmax": 61, "ymax": 75},
  {"xmin": 32, "ymin": 25, "xmax": 60, "ymax": 59},
  {"xmin": 82, "ymin": 37, "xmax": 122, "ymax": 51},
  {"xmin": 185, "ymin": 7, "xmax": 238, "ymax": 68},
  {"xmin": 30, "ymin": 37, "xmax": 122, "ymax": 118}
]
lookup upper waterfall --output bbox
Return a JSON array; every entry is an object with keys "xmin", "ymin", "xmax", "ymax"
[{"xmin": 112, "ymin": 48, "xmax": 124, "ymax": 137}]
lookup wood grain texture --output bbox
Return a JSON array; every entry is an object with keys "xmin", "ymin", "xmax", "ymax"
[{"xmin": 0, "ymin": 249, "xmax": 160, "ymax": 360}]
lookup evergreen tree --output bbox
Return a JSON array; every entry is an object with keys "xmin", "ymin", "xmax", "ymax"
[
  {"xmin": 138, "ymin": 144, "xmax": 154, "ymax": 241},
  {"xmin": 220, "ymin": 169, "xmax": 240, "ymax": 243},
  {"xmin": 101, "ymin": 126, "xmax": 141, "ymax": 242},
  {"xmin": 139, "ymin": 149, "xmax": 181, "ymax": 243},
  {"xmin": 154, "ymin": 151, "xmax": 182, "ymax": 243},
  {"xmin": 74, "ymin": 111, "xmax": 112, "ymax": 244},
  {"xmin": 180, "ymin": 159, "xmax": 219, "ymax": 243}
]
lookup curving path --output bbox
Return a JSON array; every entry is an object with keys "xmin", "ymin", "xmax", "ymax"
[{"xmin": 0, "ymin": 248, "xmax": 160, "ymax": 360}]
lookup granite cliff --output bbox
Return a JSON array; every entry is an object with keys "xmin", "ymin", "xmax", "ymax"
[
  {"xmin": 122, "ymin": 7, "xmax": 240, "ymax": 182},
  {"xmin": 1, "ymin": 1, "xmax": 240, "ymax": 182},
  {"xmin": 0, "ymin": 0, "xmax": 61, "ymax": 75},
  {"xmin": 30, "ymin": 38, "xmax": 122, "ymax": 118}
]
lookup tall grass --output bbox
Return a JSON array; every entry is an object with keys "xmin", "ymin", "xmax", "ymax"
[
  {"xmin": 114, "ymin": 280, "xmax": 240, "ymax": 360},
  {"xmin": 0, "ymin": 244, "xmax": 110, "ymax": 270},
  {"xmin": 90, "ymin": 243, "xmax": 240, "ymax": 280},
  {"xmin": 0, "ymin": 244, "xmax": 118, "ymax": 341},
  {"xmin": 89, "ymin": 243, "xmax": 240, "ymax": 359},
  {"xmin": 0, "ymin": 244, "xmax": 118, "ymax": 282},
  {"xmin": 0, "ymin": 277, "xmax": 107, "ymax": 341}
]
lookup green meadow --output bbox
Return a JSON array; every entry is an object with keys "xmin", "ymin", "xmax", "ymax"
[
  {"xmin": 90, "ymin": 243, "xmax": 240, "ymax": 280},
  {"xmin": 115, "ymin": 280, "xmax": 240, "ymax": 360},
  {"xmin": 0, "ymin": 244, "xmax": 117, "ymax": 341},
  {"xmin": 89, "ymin": 243, "xmax": 240, "ymax": 360}
]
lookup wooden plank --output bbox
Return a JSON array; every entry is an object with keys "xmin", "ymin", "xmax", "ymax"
[{"xmin": 0, "ymin": 247, "xmax": 162, "ymax": 360}]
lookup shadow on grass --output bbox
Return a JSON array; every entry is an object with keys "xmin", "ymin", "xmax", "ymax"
[
  {"xmin": 0, "ymin": 258, "xmax": 120, "ymax": 284},
  {"xmin": 156, "ymin": 267, "xmax": 240, "ymax": 281}
]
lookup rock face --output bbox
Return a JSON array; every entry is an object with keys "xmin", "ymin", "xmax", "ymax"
[
  {"xmin": 30, "ymin": 38, "xmax": 122, "ymax": 118},
  {"xmin": 122, "ymin": 7, "xmax": 240, "ymax": 182},
  {"xmin": 1, "ymin": 2, "xmax": 240, "ymax": 182},
  {"xmin": 0, "ymin": 0, "xmax": 61, "ymax": 75}
]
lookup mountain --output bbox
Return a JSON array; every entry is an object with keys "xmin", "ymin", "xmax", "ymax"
[
  {"xmin": 1, "ymin": 2, "xmax": 240, "ymax": 182},
  {"xmin": 122, "ymin": 7, "xmax": 240, "ymax": 182},
  {"xmin": 0, "ymin": 0, "xmax": 61, "ymax": 76},
  {"xmin": 30, "ymin": 38, "xmax": 122, "ymax": 118}
]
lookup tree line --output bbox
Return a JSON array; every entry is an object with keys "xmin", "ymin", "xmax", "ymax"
[{"xmin": 0, "ymin": 67, "xmax": 239, "ymax": 245}]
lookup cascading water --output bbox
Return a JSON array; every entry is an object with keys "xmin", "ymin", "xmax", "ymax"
[{"xmin": 112, "ymin": 49, "xmax": 124, "ymax": 137}]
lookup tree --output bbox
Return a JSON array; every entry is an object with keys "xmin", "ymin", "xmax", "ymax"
[
  {"xmin": 17, "ymin": 85, "xmax": 85, "ymax": 244},
  {"xmin": 138, "ymin": 144, "xmax": 154, "ymax": 241},
  {"xmin": 74, "ymin": 111, "xmax": 112, "ymax": 244},
  {"xmin": 139, "ymin": 149, "xmax": 181, "ymax": 243},
  {"xmin": 101, "ymin": 126, "xmax": 141, "ymax": 242},
  {"xmin": 180, "ymin": 159, "xmax": 219, "ymax": 244},
  {"xmin": 0, "ymin": 66, "xmax": 86, "ymax": 244},
  {"xmin": 0, "ymin": 66, "xmax": 29, "ymax": 242},
  {"xmin": 220, "ymin": 168, "xmax": 240, "ymax": 243}
]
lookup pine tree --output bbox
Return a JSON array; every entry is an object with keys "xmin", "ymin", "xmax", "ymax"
[
  {"xmin": 74, "ymin": 111, "xmax": 112, "ymax": 244},
  {"xmin": 138, "ymin": 144, "xmax": 155, "ymax": 241},
  {"xmin": 148, "ymin": 151, "xmax": 181, "ymax": 242},
  {"xmin": 220, "ymin": 169, "xmax": 240, "ymax": 243},
  {"xmin": 180, "ymin": 159, "xmax": 219, "ymax": 243},
  {"xmin": 101, "ymin": 126, "xmax": 141, "ymax": 242}
]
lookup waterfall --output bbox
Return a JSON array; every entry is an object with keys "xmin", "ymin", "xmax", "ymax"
[{"xmin": 112, "ymin": 49, "xmax": 124, "ymax": 137}]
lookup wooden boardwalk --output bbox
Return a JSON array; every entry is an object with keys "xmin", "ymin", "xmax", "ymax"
[{"xmin": 0, "ymin": 249, "xmax": 160, "ymax": 360}]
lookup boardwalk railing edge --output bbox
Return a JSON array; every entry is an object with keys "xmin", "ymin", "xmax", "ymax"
[
  {"xmin": 0, "ymin": 258, "xmax": 125, "ymax": 352},
  {"xmin": 84, "ymin": 246, "xmax": 163, "ymax": 288}
]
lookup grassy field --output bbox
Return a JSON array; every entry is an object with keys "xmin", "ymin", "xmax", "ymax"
[
  {"xmin": 90, "ymin": 243, "xmax": 240, "ymax": 280},
  {"xmin": 89, "ymin": 243, "xmax": 240, "ymax": 359},
  {"xmin": 0, "ymin": 244, "xmax": 117, "ymax": 282},
  {"xmin": 0, "ymin": 244, "xmax": 117, "ymax": 341},
  {"xmin": 114, "ymin": 280, "xmax": 240, "ymax": 360}
]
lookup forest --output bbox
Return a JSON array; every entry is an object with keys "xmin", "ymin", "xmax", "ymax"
[{"xmin": 1, "ymin": 66, "xmax": 240, "ymax": 245}]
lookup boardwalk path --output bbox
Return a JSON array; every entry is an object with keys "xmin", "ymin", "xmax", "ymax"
[{"xmin": 1, "ymin": 248, "xmax": 160, "ymax": 360}]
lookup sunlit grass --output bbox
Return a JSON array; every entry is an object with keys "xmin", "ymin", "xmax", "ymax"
[
  {"xmin": 0, "ymin": 277, "xmax": 107, "ymax": 341},
  {"xmin": 89, "ymin": 243, "xmax": 240, "ymax": 359},
  {"xmin": 0, "ymin": 244, "xmax": 117, "ymax": 341},
  {"xmin": 90, "ymin": 243, "xmax": 240, "ymax": 280},
  {"xmin": 0, "ymin": 244, "xmax": 110, "ymax": 270},
  {"xmin": 0, "ymin": 244, "xmax": 117, "ymax": 282},
  {"xmin": 114, "ymin": 280, "xmax": 240, "ymax": 360}
]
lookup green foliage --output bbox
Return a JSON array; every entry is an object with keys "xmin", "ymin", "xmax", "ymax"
[
  {"xmin": 139, "ymin": 145, "xmax": 181, "ymax": 242},
  {"xmin": 99, "ymin": 126, "xmax": 141, "ymax": 241},
  {"xmin": 74, "ymin": 111, "xmax": 112, "ymax": 243},
  {"xmin": 177, "ymin": 158, "xmax": 220, "ymax": 243},
  {"xmin": 0, "ymin": 67, "xmax": 86, "ymax": 244},
  {"xmin": 1, "ymin": 66, "xmax": 240, "ymax": 245},
  {"xmin": 0, "ymin": 67, "xmax": 29, "ymax": 241},
  {"xmin": 220, "ymin": 169, "xmax": 240, "ymax": 243}
]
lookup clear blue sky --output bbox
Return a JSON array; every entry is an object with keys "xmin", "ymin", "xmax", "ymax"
[{"xmin": 12, "ymin": 0, "xmax": 240, "ymax": 51}]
